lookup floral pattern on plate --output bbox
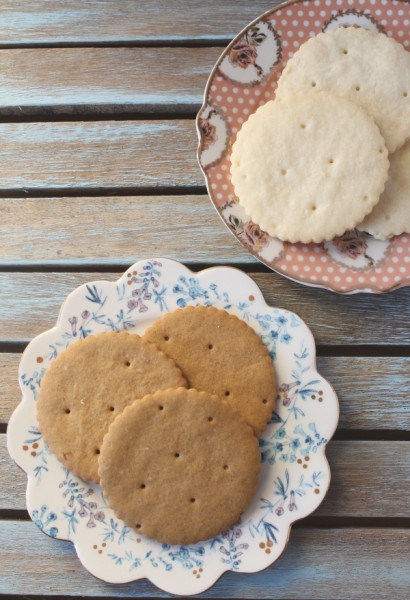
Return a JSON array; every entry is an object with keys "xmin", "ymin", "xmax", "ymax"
[
  {"xmin": 220, "ymin": 198, "xmax": 284, "ymax": 262},
  {"xmin": 196, "ymin": 0, "xmax": 410, "ymax": 293},
  {"xmin": 218, "ymin": 19, "xmax": 282, "ymax": 85},
  {"xmin": 8, "ymin": 259, "xmax": 339, "ymax": 595},
  {"xmin": 198, "ymin": 103, "xmax": 230, "ymax": 168}
]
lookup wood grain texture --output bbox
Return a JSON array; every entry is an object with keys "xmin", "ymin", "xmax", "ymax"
[
  {"xmin": 0, "ymin": 120, "xmax": 199, "ymax": 190},
  {"xmin": 2, "ymin": 353, "xmax": 409, "ymax": 429},
  {"xmin": 0, "ymin": 196, "xmax": 252, "ymax": 265},
  {"xmin": 0, "ymin": 47, "xmax": 222, "ymax": 114},
  {"xmin": 0, "ymin": 354, "xmax": 20, "ymax": 424},
  {"xmin": 317, "ymin": 356, "xmax": 410, "ymax": 430},
  {"xmin": 1, "ymin": 272, "xmax": 409, "ymax": 345},
  {"xmin": 0, "ymin": 521, "xmax": 408, "ymax": 598},
  {"xmin": 2, "ymin": 437, "xmax": 409, "ymax": 516},
  {"xmin": 0, "ymin": 1, "xmax": 279, "ymax": 44}
]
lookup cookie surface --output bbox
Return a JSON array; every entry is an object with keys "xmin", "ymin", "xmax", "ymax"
[
  {"xmin": 37, "ymin": 331, "xmax": 186, "ymax": 482},
  {"xmin": 99, "ymin": 387, "xmax": 261, "ymax": 545},
  {"xmin": 275, "ymin": 27, "xmax": 410, "ymax": 153},
  {"xmin": 230, "ymin": 91, "xmax": 389, "ymax": 243},
  {"xmin": 143, "ymin": 305, "xmax": 276, "ymax": 435},
  {"xmin": 358, "ymin": 140, "xmax": 410, "ymax": 239},
  {"xmin": 276, "ymin": 27, "xmax": 410, "ymax": 152}
]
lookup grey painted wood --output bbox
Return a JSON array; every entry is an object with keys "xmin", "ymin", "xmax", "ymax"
[
  {"xmin": 0, "ymin": 520, "xmax": 408, "ymax": 598},
  {"xmin": 0, "ymin": 196, "xmax": 253, "ymax": 266},
  {"xmin": 317, "ymin": 356, "xmax": 410, "ymax": 430},
  {"xmin": 2, "ymin": 437, "xmax": 409, "ymax": 516},
  {"xmin": 2, "ymin": 353, "xmax": 409, "ymax": 429},
  {"xmin": 0, "ymin": 47, "xmax": 222, "ymax": 115},
  {"xmin": 0, "ymin": 1, "xmax": 280, "ymax": 44},
  {"xmin": 0, "ymin": 272, "xmax": 409, "ymax": 345},
  {"xmin": 0, "ymin": 120, "xmax": 199, "ymax": 190},
  {"xmin": 315, "ymin": 441, "xmax": 410, "ymax": 518}
]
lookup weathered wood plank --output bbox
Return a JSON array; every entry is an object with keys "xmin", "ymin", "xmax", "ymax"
[
  {"xmin": 0, "ymin": 47, "xmax": 222, "ymax": 114},
  {"xmin": 315, "ymin": 441, "xmax": 410, "ymax": 518},
  {"xmin": 0, "ymin": 120, "xmax": 199, "ymax": 190},
  {"xmin": 318, "ymin": 356, "xmax": 410, "ymax": 430},
  {"xmin": 0, "ymin": 1, "xmax": 278, "ymax": 44},
  {"xmin": 2, "ymin": 437, "xmax": 409, "ymax": 516},
  {"xmin": 0, "ymin": 196, "xmax": 252, "ymax": 265},
  {"xmin": 0, "ymin": 272, "xmax": 409, "ymax": 345},
  {"xmin": 0, "ymin": 521, "xmax": 408, "ymax": 598},
  {"xmin": 0, "ymin": 354, "xmax": 19, "ymax": 424},
  {"xmin": 2, "ymin": 353, "xmax": 409, "ymax": 430}
]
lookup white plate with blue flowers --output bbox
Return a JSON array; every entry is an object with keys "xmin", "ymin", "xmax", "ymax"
[{"xmin": 8, "ymin": 258, "xmax": 339, "ymax": 596}]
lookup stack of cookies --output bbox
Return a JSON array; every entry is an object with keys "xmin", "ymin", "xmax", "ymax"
[
  {"xmin": 37, "ymin": 306, "xmax": 277, "ymax": 545},
  {"xmin": 230, "ymin": 27, "xmax": 410, "ymax": 242}
]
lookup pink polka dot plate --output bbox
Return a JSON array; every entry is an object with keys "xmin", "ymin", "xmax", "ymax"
[{"xmin": 196, "ymin": 0, "xmax": 410, "ymax": 294}]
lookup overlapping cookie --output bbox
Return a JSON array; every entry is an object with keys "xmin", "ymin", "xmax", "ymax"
[
  {"xmin": 37, "ymin": 331, "xmax": 187, "ymax": 482},
  {"xmin": 143, "ymin": 305, "xmax": 277, "ymax": 435},
  {"xmin": 99, "ymin": 387, "xmax": 261, "ymax": 545},
  {"xmin": 230, "ymin": 90, "xmax": 389, "ymax": 244},
  {"xmin": 275, "ymin": 27, "xmax": 410, "ymax": 154}
]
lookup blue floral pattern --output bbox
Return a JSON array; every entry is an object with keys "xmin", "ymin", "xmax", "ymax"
[{"xmin": 9, "ymin": 259, "xmax": 338, "ymax": 595}]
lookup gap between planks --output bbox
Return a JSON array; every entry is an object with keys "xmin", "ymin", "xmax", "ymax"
[
  {"xmin": 0, "ymin": 0, "xmax": 281, "ymax": 45},
  {"xmin": 1, "ymin": 423, "xmax": 409, "ymax": 439},
  {"xmin": 2, "ymin": 353, "xmax": 409, "ymax": 431},
  {"xmin": 1, "ymin": 342, "xmax": 409, "ymax": 358},
  {"xmin": 0, "ymin": 511, "xmax": 409, "ymax": 530},
  {"xmin": 0, "ymin": 39, "xmax": 232, "ymax": 49},
  {"xmin": 0, "ymin": 522, "xmax": 408, "ymax": 599},
  {"xmin": 0, "ymin": 46, "xmax": 223, "ymax": 117},
  {"xmin": 2, "ymin": 438, "xmax": 409, "ymax": 517},
  {"xmin": 0, "ymin": 272, "xmax": 409, "ymax": 346}
]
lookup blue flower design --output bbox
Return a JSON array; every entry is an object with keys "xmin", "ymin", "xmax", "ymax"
[
  {"xmin": 280, "ymin": 333, "xmax": 292, "ymax": 344},
  {"xmin": 290, "ymin": 438, "xmax": 300, "ymax": 450}
]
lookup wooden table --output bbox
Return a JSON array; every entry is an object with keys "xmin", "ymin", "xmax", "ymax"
[{"xmin": 0, "ymin": 2, "xmax": 409, "ymax": 598}]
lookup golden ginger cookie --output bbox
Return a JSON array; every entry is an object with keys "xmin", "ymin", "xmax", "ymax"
[
  {"xmin": 143, "ymin": 306, "xmax": 276, "ymax": 435},
  {"xmin": 230, "ymin": 91, "xmax": 389, "ymax": 243},
  {"xmin": 276, "ymin": 27, "xmax": 410, "ymax": 153},
  {"xmin": 99, "ymin": 387, "xmax": 261, "ymax": 545},
  {"xmin": 37, "ymin": 331, "xmax": 187, "ymax": 482}
]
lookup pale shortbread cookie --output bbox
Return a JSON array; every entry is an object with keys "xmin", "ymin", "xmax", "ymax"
[
  {"xmin": 358, "ymin": 140, "xmax": 410, "ymax": 239},
  {"xmin": 230, "ymin": 91, "xmax": 389, "ymax": 243},
  {"xmin": 275, "ymin": 27, "xmax": 410, "ymax": 153},
  {"xmin": 99, "ymin": 387, "xmax": 261, "ymax": 545},
  {"xmin": 143, "ymin": 305, "xmax": 276, "ymax": 436},
  {"xmin": 37, "ymin": 332, "xmax": 186, "ymax": 482}
]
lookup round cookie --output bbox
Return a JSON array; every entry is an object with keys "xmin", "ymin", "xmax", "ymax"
[
  {"xmin": 358, "ymin": 139, "xmax": 410, "ymax": 239},
  {"xmin": 230, "ymin": 91, "xmax": 389, "ymax": 243},
  {"xmin": 143, "ymin": 305, "xmax": 276, "ymax": 436},
  {"xmin": 275, "ymin": 27, "xmax": 410, "ymax": 153},
  {"xmin": 99, "ymin": 387, "xmax": 261, "ymax": 545},
  {"xmin": 37, "ymin": 331, "xmax": 187, "ymax": 482}
]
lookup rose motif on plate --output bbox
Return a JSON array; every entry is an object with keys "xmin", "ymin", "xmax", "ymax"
[
  {"xmin": 198, "ymin": 104, "xmax": 229, "ymax": 168},
  {"xmin": 221, "ymin": 199, "xmax": 284, "ymax": 262},
  {"xmin": 324, "ymin": 229, "xmax": 390, "ymax": 270},
  {"xmin": 218, "ymin": 20, "xmax": 281, "ymax": 85}
]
